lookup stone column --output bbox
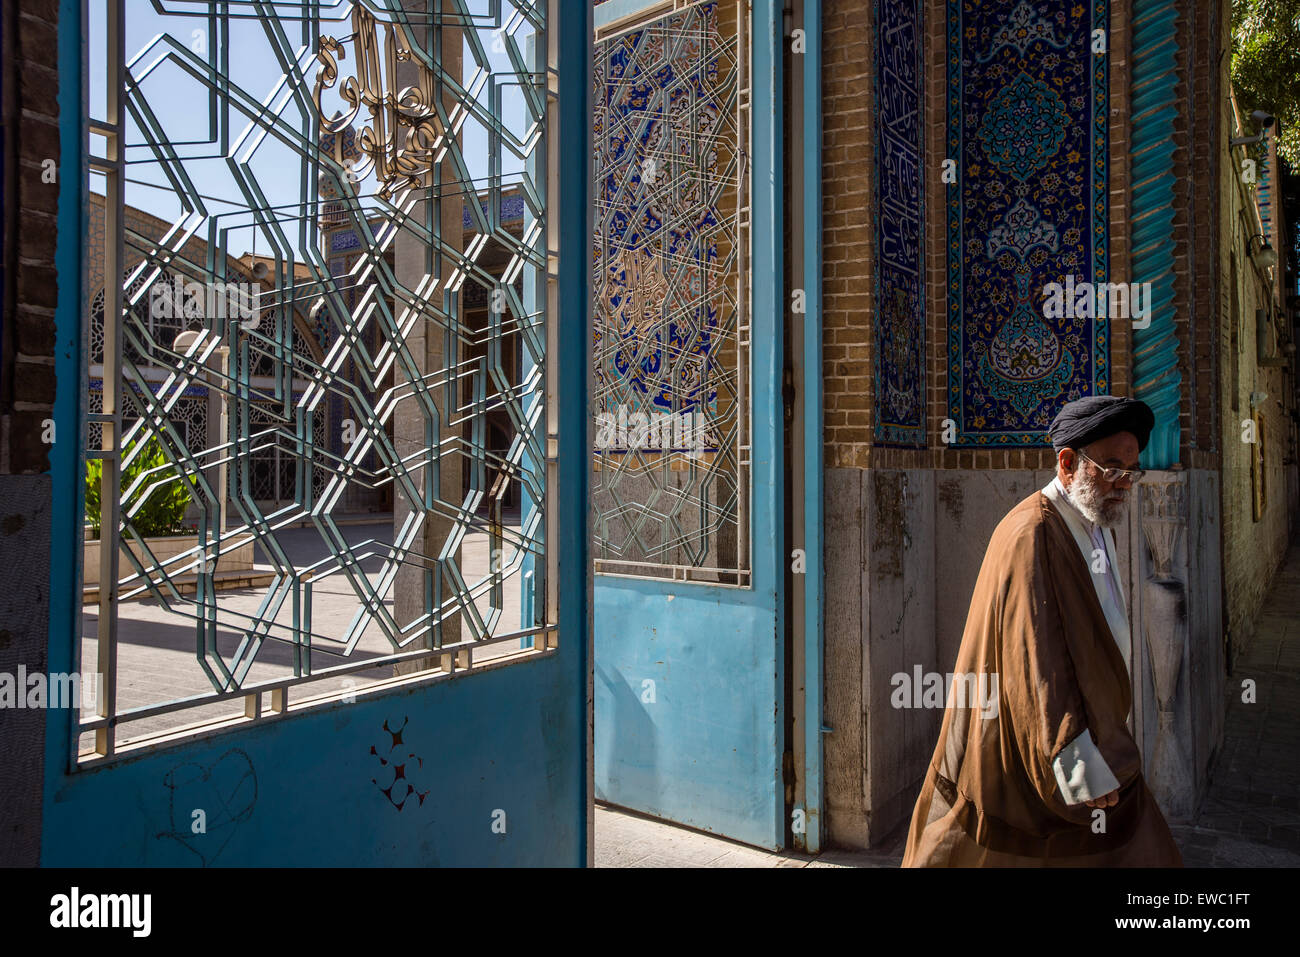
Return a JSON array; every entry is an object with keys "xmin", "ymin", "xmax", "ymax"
[
  {"xmin": 1135, "ymin": 470, "xmax": 1195, "ymax": 820},
  {"xmin": 393, "ymin": 4, "xmax": 463, "ymax": 674}
]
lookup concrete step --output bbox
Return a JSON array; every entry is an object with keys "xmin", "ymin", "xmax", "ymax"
[{"xmin": 83, "ymin": 566, "xmax": 277, "ymax": 604}]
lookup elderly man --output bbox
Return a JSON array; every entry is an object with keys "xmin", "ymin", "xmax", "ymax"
[{"xmin": 902, "ymin": 395, "xmax": 1183, "ymax": 866}]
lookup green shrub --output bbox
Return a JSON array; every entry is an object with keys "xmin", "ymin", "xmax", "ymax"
[
  {"xmin": 85, "ymin": 435, "xmax": 193, "ymax": 540},
  {"xmin": 1232, "ymin": 0, "xmax": 1300, "ymax": 168}
]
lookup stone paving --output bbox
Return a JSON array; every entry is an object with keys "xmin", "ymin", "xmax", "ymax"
[
  {"xmin": 594, "ymin": 803, "xmax": 903, "ymax": 868},
  {"xmin": 80, "ymin": 521, "xmax": 530, "ymax": 750},
  {"xmin": 1170, "ymin": 542, "xmax": 1300, "ymax": 866}
]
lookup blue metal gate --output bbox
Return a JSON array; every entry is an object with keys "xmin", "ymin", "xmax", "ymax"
[{"xmin": 42, "ymin": 0, "xmax": 592, "ymax": 866}]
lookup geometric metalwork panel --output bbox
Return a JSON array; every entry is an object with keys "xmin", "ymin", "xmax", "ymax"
[
  {"xmin": 874, "ymin": 0, "xmax": 926, "ymax": 447},
  {"xmin": 82, "ymin": 0, "xmax": 557, "ymax": 758},
  {"xmin": 946, "ymin": 0, "xmax": 1109, "ymax": 445},
  {"xmin": 592, "ymin": 0, "xmax": 751, "ymax": 583}
]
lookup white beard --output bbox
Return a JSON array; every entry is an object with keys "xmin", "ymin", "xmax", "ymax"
[{"xmin": 1067, "ymin": 464, "xmax": 1129, "ymax": 528}]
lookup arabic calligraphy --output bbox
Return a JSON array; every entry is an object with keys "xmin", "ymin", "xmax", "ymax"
[
  {"xmin": 314, "ymin": 6, "xmax": 447, "ymax": 199},
  {"xmin": 608, "ymin": 244, "xmax": 669, "ymax": 346}
]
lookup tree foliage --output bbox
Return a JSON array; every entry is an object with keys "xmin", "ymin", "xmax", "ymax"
[
  {"xmin": 1231, "ymin": 0, "xmax": 1300, "ymax": 168},
  {"xmin": 85, "ymin": 436, "xmax": 192, "ymax": 540}
]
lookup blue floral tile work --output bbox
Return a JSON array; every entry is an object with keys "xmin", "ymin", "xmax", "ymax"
[{"xmin": 946, "ymin": 0, "xmax": 1109, "ymax": 446}]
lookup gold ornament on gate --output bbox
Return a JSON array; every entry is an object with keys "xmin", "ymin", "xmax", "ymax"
[{"xmin": 314, "ymin": 6, "xmax": 447, "ymax": 200}]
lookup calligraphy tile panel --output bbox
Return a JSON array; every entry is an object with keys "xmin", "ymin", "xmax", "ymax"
[
  {"xmin": 874, "ymin": 0, "xmax": 926, "ymax": 447},
  {"xmin": 945, "ymin": 0, "xmax": 1109, "ymax": 446}
]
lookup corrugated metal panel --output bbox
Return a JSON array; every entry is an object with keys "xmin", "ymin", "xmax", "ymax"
[{"xmin": 1130, "ymin": 0, "xmax": 1182, "ymax": 467}]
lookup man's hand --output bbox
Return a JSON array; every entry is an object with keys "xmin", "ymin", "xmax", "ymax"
[{"xmin": 1084, "ymin": 789, "xmax": 1118, "ymax": 808}]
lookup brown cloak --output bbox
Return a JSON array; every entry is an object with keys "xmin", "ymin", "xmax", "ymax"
[{"xmin": 901, "ymin": 490, "xmax": 1182, "ymax": 867}]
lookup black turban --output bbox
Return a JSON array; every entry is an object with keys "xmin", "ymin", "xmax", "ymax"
[{"xmin": 1048, "ymin": 395, "xmax": 1155, "ymax": 452}]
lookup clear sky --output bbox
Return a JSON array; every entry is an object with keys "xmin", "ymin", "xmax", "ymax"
[{"xmin": 89, "ymin": 1, "xmax": 536, "ymax": 260}]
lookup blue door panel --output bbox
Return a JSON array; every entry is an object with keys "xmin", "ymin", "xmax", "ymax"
[
  {"xmin": 595, "ymin": 581, "xmax": 781, "ymax": 849},
  {"xmin": 591, "ymin": 0, "xmax": 785, "ymax": 851}
]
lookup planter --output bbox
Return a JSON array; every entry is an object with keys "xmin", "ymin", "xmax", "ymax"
[{"xmin": 82, "ymin": 530, "xmax": 254, "ymax": 587}]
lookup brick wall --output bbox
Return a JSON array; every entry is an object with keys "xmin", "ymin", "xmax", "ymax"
[
  {"xmin": 817, "ymin": 0, "xmax": 1267, "ymax": 528},
  {"xmin": 823, "ymin": 0, "xmax": 1127, "ymax": 477},
  {"xmin": 821, "ymin": 0, "xmax": 873, "ymax": 469},
  {"xmin": 1216, "ymin": 0, "xmax": 1295, "ymax": 660},
  {"xmin": 0, "ymin": 0, "xmax": 62, "ymax": 868},
  {"xmin": 1, "ymin": 0, "xmax": 61, "ymax": 475}
]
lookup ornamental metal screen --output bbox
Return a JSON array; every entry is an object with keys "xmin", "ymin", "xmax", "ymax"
[
  {"xmin": 81, "ymin": 0, "xmax": 561, "ymax": 761},
  {"xmin": 591, "ymin": 0, "xmax": 751, "ymax": 584}
]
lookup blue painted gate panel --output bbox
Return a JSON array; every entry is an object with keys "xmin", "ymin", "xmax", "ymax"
[
  {"xmin": 42, "ymin": 656, "xmax": 584, "ymax": 866},
  {"xmin": 593, "ymin": 0, "xmax": 785, "ymax": 851},
  {"xmin": 595, "ymin": 580, "xmax": 783, "ymax": 849}
]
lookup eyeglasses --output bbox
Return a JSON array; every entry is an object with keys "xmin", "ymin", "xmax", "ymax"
[{"xmin": 1076, "ymin": 449, "xmax": 1145, "ymax": 484}]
